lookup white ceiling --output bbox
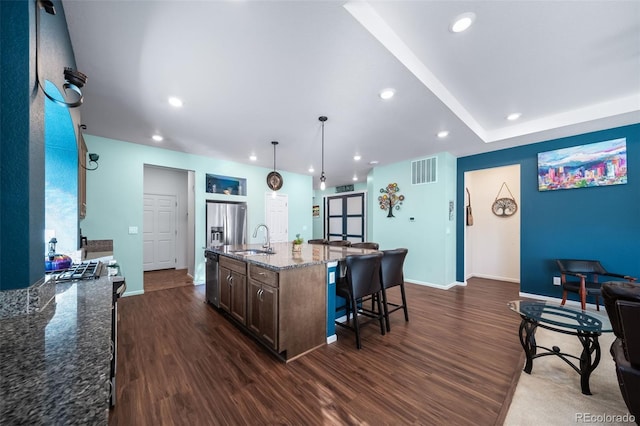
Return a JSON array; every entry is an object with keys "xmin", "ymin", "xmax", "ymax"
[{"xmin": 62, "ymin": 0, "xmax": 640, "ymax": 189}]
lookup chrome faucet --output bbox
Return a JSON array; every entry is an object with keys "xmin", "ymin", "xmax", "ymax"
[{"xmin": 253, "ymin": 224, "xmax": 272, "ymax": 252}]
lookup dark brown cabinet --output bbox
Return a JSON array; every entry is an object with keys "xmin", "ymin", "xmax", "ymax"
[
  {"xmin": 219, "ymin": 257, "xmax": 247, "ymax": 325},
  {"xmin": 216, "ymin": 253, "xmax": 327, "ymax": 362},
  {"xmin": 248, "ymin": 264, "xmax": 279, "ymax": 349}
]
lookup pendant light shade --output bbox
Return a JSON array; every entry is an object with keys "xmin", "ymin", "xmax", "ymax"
[
  {"xmin": 319, "ymin": 116, "xmax": 327, "ymax": 191},
  {"xmin": 266, "ymin": 141, "xmax": 283, "ymax": 191}
]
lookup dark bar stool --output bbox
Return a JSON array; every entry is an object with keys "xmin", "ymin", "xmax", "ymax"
[
  {"xmin": 335, "ymin": 252, "xmax": 385, "ymax": 349},
  {"xmin": 328, "ymin": 240, "xmax": 352, "ymax": 247},
  {"xmin": 351, "ymin": 242, "xmax": 379, "ymax": 250},
  {"xmin": 307, "ymin": 239, "xmax": 328, "ymax": 245},
  {"xmin": 379, "ymin": 248, "xmax": 409, "ymax": 332}
]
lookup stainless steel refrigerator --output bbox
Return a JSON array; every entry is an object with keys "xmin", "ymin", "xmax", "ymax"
[{"xmin": 205, "ymin": 201, "xmax": 247, "ymax": 248}]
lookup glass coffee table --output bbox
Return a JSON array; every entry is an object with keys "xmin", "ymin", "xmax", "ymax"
[{"xmin": 508, "ymin": 300, "xmax": 612, "ymax": 395}]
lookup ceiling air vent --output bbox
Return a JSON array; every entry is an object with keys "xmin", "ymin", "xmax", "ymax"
[{"xmin": 411, "ymin": 156, "xmax": 437, "ymax": 185}]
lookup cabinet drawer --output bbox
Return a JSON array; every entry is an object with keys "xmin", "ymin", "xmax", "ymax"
[
  {"xmin": 249, "ymin": 264, "xmax": 279, "ymax": 287},
  {"xmin": 220, "ymin": 256, "xmax": 246, "ymax": 275}
]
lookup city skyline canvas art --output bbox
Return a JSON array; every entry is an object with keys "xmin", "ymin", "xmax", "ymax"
[{"xmin": 537, "ymin": 138, "xmax": 627, "ymax": 191}]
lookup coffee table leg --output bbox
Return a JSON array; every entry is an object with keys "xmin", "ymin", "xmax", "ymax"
[
  {"xmin": 518, "ymin": 318, "xmax": 537, "ymax": 374},
  {"xmin": 578, "ymin": 333, "xmax": 601, "ymax": 395}
]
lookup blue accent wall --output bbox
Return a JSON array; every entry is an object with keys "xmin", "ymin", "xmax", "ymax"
[
  {"xmin": 457, "ymin": 123, "xmax": 640, "ymax": 303},
  {"xmin": 0, "ymin": 0, "xmax": 80, "ymax": 290}
]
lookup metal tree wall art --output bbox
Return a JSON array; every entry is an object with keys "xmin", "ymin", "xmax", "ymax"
[{"xmin": 378, "ymin": 183, "xmax": 405, "ymax": 217}]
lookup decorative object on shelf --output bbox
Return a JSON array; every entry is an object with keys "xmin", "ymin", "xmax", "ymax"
[
  {"xmin": 492, "ymin": 182, "xmax": 518, "ymax": 217},
  {"xmin": 206, "ymin": 173, "xmax": 246, "ymax": 195},
  {"xmin": 266, "ymin": 141, "xmax": 283, "ymax": 191},
  {"xmin": 318, "ymin": 116, "xmax": 328, "ymax": 190},
  {"xmin": 292, "ymin": 234, "xmax": 304, "ymax": 253},
  {"xmin": 36, "ymin": 0, "xmax": 87, "ymax": 108},
  {"xmin": 465, "ymin": 187, "xmax": 474, "ymax": 226},
  {"xmin": 378, "ymin": 183, "xmax": 405, "ymax": 217},
  {"xmin": 45, "ymin": 237, "xmax": 72, "ymax": 271}
]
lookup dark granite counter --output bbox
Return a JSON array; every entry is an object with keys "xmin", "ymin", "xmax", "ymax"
[
  {"xmin": 0, "ymin": 275, "xmax": 115, "ymax": 425},
  {"xmin": 206, "ymin": 242, "xmax": 376, "ymax": 271}
]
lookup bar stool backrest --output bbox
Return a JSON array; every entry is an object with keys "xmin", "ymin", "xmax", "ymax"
[
  {"xmin": 345, "ymin": 252, "xmax": 383, "ymax": 300},
  {"xmin": 380, "ymin": 248, "xmax": 408, "ymax": 289}
]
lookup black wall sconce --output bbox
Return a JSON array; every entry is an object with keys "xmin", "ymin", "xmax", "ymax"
[
  {"xmin": 82, "ymin": 153, "xmax": 100, "ymax": 171},
  {"xmin": 36, "ymin": 0, "xmax": 88, "ymax": 108}
]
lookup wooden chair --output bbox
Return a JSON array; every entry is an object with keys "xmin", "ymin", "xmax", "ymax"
[
  {"xmin": 335, "ymin": 252, "xmax": 385, "ymax": 349},
  {"xmin": 556, "ymin": 259, "xmax": 637, "ymax": 311}
]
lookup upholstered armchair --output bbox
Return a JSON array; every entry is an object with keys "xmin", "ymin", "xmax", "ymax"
[
  {"xmin": 556, "ymin": 259, "xmax": 637, "ymax": 311},
  {"xmin": 601, "ymin": 281, "xmax": 640, "ymax": 419}
]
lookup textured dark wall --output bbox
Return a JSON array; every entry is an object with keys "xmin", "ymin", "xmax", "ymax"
[{"xmin": 0, "ymin": 0, "xmax": 79, "ymax": 290}]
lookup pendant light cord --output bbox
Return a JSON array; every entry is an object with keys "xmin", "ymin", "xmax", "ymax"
[
  {"xmin": 321, "ymin": 121, "xmax": 324, "ymax": 175},
  {"xmin": 271, "ymin": 141, "xmax": 278, "ymax": 172}
]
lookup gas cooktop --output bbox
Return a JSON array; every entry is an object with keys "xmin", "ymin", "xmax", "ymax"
[{"xmin": 49, "ymin": 261, "xmax": 103, "ymax": 281}]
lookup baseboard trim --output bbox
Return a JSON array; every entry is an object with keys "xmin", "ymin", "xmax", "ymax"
[
  {"xmin": 466, "ymin": 273, "xmax": 520, "ymax": 283},
  {"xmin": 122, "ymin": 289, "xmax": 144, "ymax": 297},
  {"xmin": 405, "ymin": 279, "xmax": 466, "ymax": 290}
]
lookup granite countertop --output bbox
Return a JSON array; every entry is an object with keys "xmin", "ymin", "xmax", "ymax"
[
  {"xmin": 0, "ymin": 274, "xmax": 116, "ymax": 425},
  {"xmin": 206, "ymin": 242, "xmax": 376, "ymax": 271}
]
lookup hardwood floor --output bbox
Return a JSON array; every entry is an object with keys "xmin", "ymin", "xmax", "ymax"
[
  {"xmin": 109, "ymin": 278, "xmax": 524, "ymax": 426},
  {"xmin": 144, "ymin": 268, "xmax": 193, "ymax": 292}
]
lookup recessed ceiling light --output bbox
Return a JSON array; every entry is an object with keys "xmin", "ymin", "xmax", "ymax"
[
  {"xmin": 379, "ymin": 88, "xmax": 395, "ymax": 100},
  {"xmin": 437, "ymin": 130, "xmax": 449, "ymax": 138},
  {"xmin": 168, "ymin": 97, "xmax": 183, "ymax": 107},
  {"xmin": 352, "ymin": 175, "xmax": 358, "ymax": 181},
  {"xmin": 353, "ymin": 155, "xmax": 361, "ymax": 161},
  {"xmin": 308, "ymin": 166, "xmax": 315, "ymax": 173},
  {"xmin": 369, "ymin": 160, "xmax": 379, "ymax": 165},
  {"xmin": 450, "ymin": 12, "xmax": 476, "ymax": 33},
  {"xmin": 249, "ymin": 154, "xmax": 257, "ymax": 161},
  {"xmin": 152, "ymin": 134, "xmax": 163, "ymax": 142},
  {"xmin": 507, "ymin": 112, "xmax": 522, "ymax": 121}
]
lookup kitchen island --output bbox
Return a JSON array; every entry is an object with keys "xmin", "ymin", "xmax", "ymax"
[
  {"xmin": 205, "ymin": 242, "xmax": 377, "ymax": 361},
  {"xmin": 0, "ymin": 272, "xmax": 120, "ymax": 425}
]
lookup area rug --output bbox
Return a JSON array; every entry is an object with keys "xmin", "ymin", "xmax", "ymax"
[{"xmin": 504, "ymin": 327, "xmax": 634, "ymax": 425}]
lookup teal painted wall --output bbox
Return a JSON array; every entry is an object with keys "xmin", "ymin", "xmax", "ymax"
[
  {"xmin": 457, "ymin": 123, "xmax": 640, "ymax": 303},
  {"xmin": 82, "ymin": 135, "xmax": 313, "ymax": 295},
  {"xmin": 312, "ymin": 182, "xmax": 367, "ymax": 240},
  {"xmin": 370, "ymin": 152, "xmax": 457, "ymax": 287}
]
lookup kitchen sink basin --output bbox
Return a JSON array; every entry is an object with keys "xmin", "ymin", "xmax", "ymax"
[{"xmin": 230, "ymin": 249, "xmax": 274, "ymax": 256}]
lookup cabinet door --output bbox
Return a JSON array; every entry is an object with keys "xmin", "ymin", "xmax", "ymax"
[
  {"xmin": 259, "ymin": 284, "xmax": 278, "ymax": 349},
  {"xmin": 247, "ymin": 280, "xmax": 262, "ymax": 336},
  {"xmin": 229, "ymin": 272, "xmax": 246, "ymax": 325},
  {"xmin": 247, "ymin": 279, "xmax": 278, "ymax": 350},
  {"xmin": 219, "ymin": 266, "xmax": 231, "ymax": 313}
]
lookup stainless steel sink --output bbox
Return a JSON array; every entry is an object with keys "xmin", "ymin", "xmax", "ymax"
[{"xmin": 230, "ymin": 249, "xmax": 274, "ymax": 256}]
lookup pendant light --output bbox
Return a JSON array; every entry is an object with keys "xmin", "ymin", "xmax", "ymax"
[
  {"xmin": 266, "ymin": 141, "xmax": 283, "ymax": 191},
  {"xmin": 319, "ymin": 116, "xmax": 327, "ymax": 191}
]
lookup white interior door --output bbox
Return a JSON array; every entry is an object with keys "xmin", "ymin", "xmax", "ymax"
[
  {"xmin": 265, "ymin": 193, "xmax": 288, "ymax": 243},
  {"xmin": 143, "ymin": 194, "xmax": 176, "ymax": 271}
]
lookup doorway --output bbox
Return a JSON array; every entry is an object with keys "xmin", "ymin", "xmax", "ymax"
[
  {"xmin": 143, "ymin": 194, "xmax": 177, "ymax": 271},
  {"xmin": 325, "ymin": 192, "xmax": 366, "ymax": 242},
  {"xmin": 464, "ymin": 165, "xmax": 521, "ymax": 283},
  {"xmin": 142, "ymin": 165, "xmax": 194, "ymax": 288}
]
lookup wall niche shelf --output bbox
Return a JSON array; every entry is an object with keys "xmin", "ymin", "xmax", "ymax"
[{"xmin": 206, "ymin": 173, "xmax": 246, "ymax": 196}]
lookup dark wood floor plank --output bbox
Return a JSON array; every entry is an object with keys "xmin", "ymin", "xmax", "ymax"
[{"xmin": 110, "ymin": 277, "xmax": 523, "ymax": 425}]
